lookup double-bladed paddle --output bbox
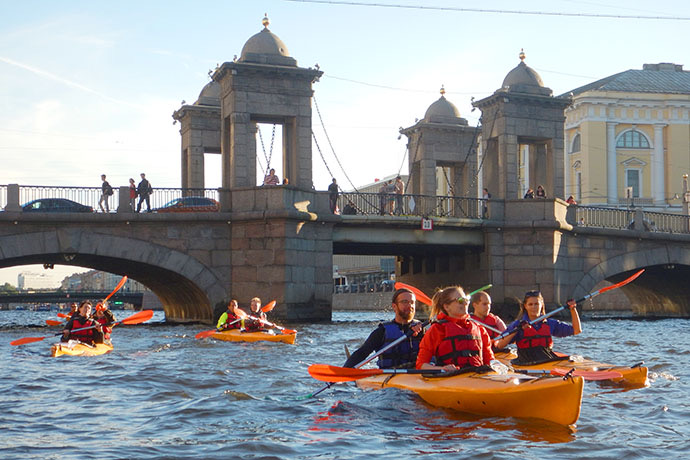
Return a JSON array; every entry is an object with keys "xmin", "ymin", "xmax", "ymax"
[
  {"xmin": 515, "ymin": 367, "xmax": 623, "ymax": 381},
  {"xmin": 11, "ymin": 309, "xmax": 154, "ymax": 346},
  {"xmin": 494, "ymin": 269, "xmax": 645, "ymax": 341},
  {"xmin": 195, "ymin": 300, "xmax": 295, "ymax": 339}
]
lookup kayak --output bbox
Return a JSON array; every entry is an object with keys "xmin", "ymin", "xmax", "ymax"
[
  {"xmin": 211, "ymin": 329, "xmax": 296, "ymax": 345},
  {"xmin": 50, "ymin": 340, "xmax": 114, "ymax": 358},
  {"xmin": 356, "ymin": 369, "xmax": 584, "ymax": 426},
  {"xmin": 495, "ymin": 350, "xmax": 648, "ymax": 388}
]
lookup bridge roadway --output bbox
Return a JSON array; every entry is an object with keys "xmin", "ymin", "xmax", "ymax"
[
  {"xmin": 2, "ymin": 187, "xmax": 690, "ymax": 322},
  {"xmin": 0, "ymin": 291, "xmax": 143, "ymax": 307}
]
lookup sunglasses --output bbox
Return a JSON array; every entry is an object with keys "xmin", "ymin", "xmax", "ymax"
[
  {"xmin": 455, "ymin": 296, "xmax": 470, "ymax": 305},
  {"xmin": 524, "ymin": 290, "xmax": 541, "ymax": 298}
]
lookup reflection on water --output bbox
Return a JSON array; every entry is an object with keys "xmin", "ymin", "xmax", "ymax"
[{"xmin": 0, "ymin": 311, "xmax": 688, "ymax": 459}]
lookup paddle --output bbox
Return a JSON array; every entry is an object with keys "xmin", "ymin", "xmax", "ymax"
[
  {"xmin": 103, "ymin": 276, "xmax": 128, "ymax": 303},
  {"xmin": 515, "ymin": 367, "xmax": 623, "ymax": 381},
  {"xmin": 10, "ymin": 309, "xmax": 154, "ymax": 346},
  {"xmin": 394, "ymin": 282, "xmax": 493, "ymax": 307},
  {"xmin": 45, "ymin": 320, "xmax": 63, "ymax": 326},
  {"xmin": 468, "ymin": 317, "xmax": 502, "ymax": 335},
  {"xmin": 495, "ymin": 269, "xmax": 645, "ymax": 341},
  {"xmin": 57, "ymin": 312, "xmax": 71, "ymax": 319},
  {"xmin": 308, "ymin": 364, "xmax": 448, "ymax": 383},
  {"xmin": 195, "ymin": 300, "xmax": 296, "ymax": 339}
]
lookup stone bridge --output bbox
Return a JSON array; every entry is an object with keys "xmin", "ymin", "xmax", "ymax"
[{"xmin": 3, "ymin": 183, "xmax": 690, "ymax": 322}]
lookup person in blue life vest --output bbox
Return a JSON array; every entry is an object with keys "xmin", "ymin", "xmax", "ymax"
[
  {"xmin": 61, "ymin": 300, "xmax": 102, "ymax": 345},
  {"xmin": 416, "ymin": 286, "xmax": 494, "ymax": 372},
  {"xmin": 493, "ymin": 290, "xmax": 581, "ymax": 365},
  {"xmin": 216, "ymin": 299, "xmax": 242, "ymax": 330},
  {"xmin": 343, "ymin": 288, "xmax": 424, "ymax": 369}
]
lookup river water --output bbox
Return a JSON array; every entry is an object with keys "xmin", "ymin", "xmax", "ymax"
[{"xmin": 0, "ymin": 309, "xmax": 688, "ymax": 459}]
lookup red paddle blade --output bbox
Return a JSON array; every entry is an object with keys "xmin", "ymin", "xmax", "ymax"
[
  {"xmin": 261, "ymin": 300, "xmax": 277, "ymax": 313},
  {"xmin": 551, "ymin": 367, "xmax": 623, "ymax": 381},
  {"xmin": 10, "ymin": 336, "xmax": 48, "ymax": 346},
  {"xmin": 46, "ymin": 320, "xmax": 63, "ymax": 326},
  {"xmin": 394, "ymin": 282, "xmax": 432, "ymax": 306},
  {"xmin": 57, "ymin": 312, "xmax": 70, "ymax": 318},
  {"xmin": 104, "ymin": 276, "xmax": 128, "ymax": 302},
  {"xmin": 195, "ymin": 329, "xmax": 218, "ymax": 339},
  {"xmin": 119, "ymin": 310, "xmax": 154, "ymax": 325},
  {"xmin": 308, "ymin": 364, "xmax": 382, "ymax": 382},
  {"xmin": 598, "ymin": 269, "xmax": 644, "ymax": 296}
]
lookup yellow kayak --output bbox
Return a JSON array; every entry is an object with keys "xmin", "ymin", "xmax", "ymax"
[
  {"xmin": 50, "ymin": 341, "xmax": 114, "ymax": 357},
  {"xmin": 495, "ymin": 350, "xmax": 648, "ymax": 388},
  {"xmin": 356, "ymin": 370, "xmax": 584, "ymax": 426},
  {"xmin": 211, "ymin": 329, "xmax": 296, "ymax": 344}
]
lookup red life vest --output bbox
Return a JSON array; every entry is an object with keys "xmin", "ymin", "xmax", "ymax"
[
  {"xmin": 516, "ymin": 321, "xmax": 553, "ymax": 350},
  {"xmin": 69, "ymin": 316, "xmax": 96, "ymax": 343},
  {"xmin": 222, "ymin": 313, "xmax": 240, "ymax": 329},
  {"xmin": 471, "ymin": 313, "xmax": 502, "ymax": 339},
  {"xmin": 95, "ymin": 317, "xmax": 113, "ymax": 340},
  {"xmin": 433, "ymin": 319, "xmax": 483, "ymax": 368}
]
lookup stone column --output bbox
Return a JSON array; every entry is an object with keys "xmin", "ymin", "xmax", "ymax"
[
  {"xmin": 653, "ymin": 124, "xmax": 666, "ymax": 204},
  {"xmin": 4, "ymin": 184, "xmax": 21, "ymax": 212},
  {"xmin": 607, "ymin": 122, "xmax": 618, "ymax": 204},
  {"xmin": 419, "ymin": 158, "xmax": 437, "ymax": 197}
]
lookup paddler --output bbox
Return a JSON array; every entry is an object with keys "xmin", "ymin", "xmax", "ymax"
[
  {"xmin": 416, "ymin": 285, "xmax": 494, "ymax": 372},
  {"xmin": 343, "ymin": 288, "xmax": 424, "ymax": 369},
  {"xmin": 493, "ymin": 290, "xmax": 580, "ymax": 365},
  {"xmin": 61, "ymin": 300, "xmax": 102, "ymax": 345},
  {"xmin": 470, "ymin": 291, "xmax": 507, "ymax": 349},
  {"xmin": 216, "ymin": 299, "xmax": 242, "ymax": 330},
  {"xmin": 93, "ymin": 302, "xmax": 116, "ymax": 344},
  {"xmin": 241, "ymin": 297, "xmax": 268, "ymax": 332}
]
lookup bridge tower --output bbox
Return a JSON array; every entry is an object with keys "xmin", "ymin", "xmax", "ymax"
[
  {"xmin": 473, "ymin": 50, "xmax": 570, "ymax": 200},
  {"xmin": 401, "ymin": 87, "xmax": 479, "ymax": 198}
]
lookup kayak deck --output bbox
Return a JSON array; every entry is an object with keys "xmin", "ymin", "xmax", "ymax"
[
  {"xmin": 495, "ymin": 350, "xmax": 648, "ymax": 388},
  {"xmin": 211, "ymin": 329, "xmax": 296, "ymax": 344},
  {"xmin": 357, "ymin": 370, "xmax": 583, "ymax": 426},
  {"xmin": 50, "ymin": 341, "xmax": 113, "ymax": 357}
]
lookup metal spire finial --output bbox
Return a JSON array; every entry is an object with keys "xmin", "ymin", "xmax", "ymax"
[
  {"xmin": 519, "ymin": 48, "xmax": 526, "ymax": 62},
  {"xmin": 440, "ymin": 85, "xmax": 446, "ymax": 96},
  {"xmin": 262, "ymin": 14, "xmax": 270, "ymax": 28}
]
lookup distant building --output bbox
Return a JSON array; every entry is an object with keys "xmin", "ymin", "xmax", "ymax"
[
  {"xmin": 60, "ymin": 270, "xmax": 148, "ymax": 293},
  {"xmin": 564, "ymin": 63, "xmax": 690, "ymax": 209},
  {"xmin": 17, "ymin": 272, "xmax": 55, "ymax": 290}
]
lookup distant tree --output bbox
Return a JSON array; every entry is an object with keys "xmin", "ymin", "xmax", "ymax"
[{"xmin": 0, "ymin": 283, "xmax": 18, "ymax": 294}]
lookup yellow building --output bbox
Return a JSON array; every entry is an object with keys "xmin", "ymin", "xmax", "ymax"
[{"xmin": 565, "ymin": 63, "xmax": 690, "ymax": 209}]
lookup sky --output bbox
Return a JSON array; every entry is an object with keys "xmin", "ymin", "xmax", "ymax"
[{"xmin": 1, "ymin": 0, "xmax": 689, "ymax": 286}]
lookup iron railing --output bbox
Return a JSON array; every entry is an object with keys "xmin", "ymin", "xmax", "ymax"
[
  {"xmin": 338, "ymin": 192, "xmax": 484, "ymax": 219},
  {"xmin": 574, "ymin": 205, "xmax": 690, "ymax": 234}
]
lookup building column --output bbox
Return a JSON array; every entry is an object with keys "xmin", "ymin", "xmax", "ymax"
[
  {"xmin": 653, "ymin": 124, "xmax": 666, "ymax": 205},
  {"xmin": 606, "ymin": 122, "xmax": 618, "ymax": 204}
]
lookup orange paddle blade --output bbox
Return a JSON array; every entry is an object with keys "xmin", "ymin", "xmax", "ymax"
[
  {"xmin": 119, "ymin": 310, "xmax": 153, "ymax": 325},
  {"xmin": 57, "ymin": 312, "xmax": 70, "ymax": 318},
  {"xmin": 394, "ymin": 282, "xmax": 432, "ymax": 306},
  {"xmin": 308, "ymin": 364, "xmax": 383, "ymax": 382},
  {"xmin": 10, "ymin": 336, "xmax": 50, "ymax": 346},
  {"xmin": 261, "ymin": 300, "xmax": 277, "ymax": 313},
  {"xmin": 104, "ymin": 276, "xmax": 128, "ymax": 302},
  {"xmin": 195, "ymin": 329, "xmax": 218, "ymax": 339},
  {"xmin": 598, "ymin": 269, "xmax": 644, "ymax": 295},
  {"xmin": 46, "ymin": 320, "xmax": 63, "ymax": 326}
]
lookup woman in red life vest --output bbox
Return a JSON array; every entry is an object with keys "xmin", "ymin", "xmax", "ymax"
[
  {"xmin": 494, "ymin": 290, "xmax": 580, "ymax": 365},
  {"xmin": 242, "ymin": 297, "xmax": 267, "ymax": 332},
  {"xmin": 61, "ymin": 300, "xmax": 101, "ymax": 345},
  {"xmin": 470, "ymin": 291, "xmax": 507, "ymax": 340},
  {"xmin": 416, "ymin": 286, "xmax": 494, "ymax": 372},
  {"xmin": 93, "ymin": 302, "xmax": 116, "ymax": 344}
]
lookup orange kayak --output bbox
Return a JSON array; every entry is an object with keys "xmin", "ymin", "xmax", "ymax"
[
  {"xmin": 50, "ymin": 340, "xmax": 113, "ymax": 357},
  {"xmin": 210, "ymin": 329, "xmax": 296, "ymax": 344},
  {"xmin": 495, "ymin": 350, "xmax": 648, "ymax": 388}
]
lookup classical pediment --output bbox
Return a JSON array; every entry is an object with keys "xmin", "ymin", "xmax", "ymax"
[{"xmin": 621, "ymin": 157, "xmax": 647, "ymax": 167}]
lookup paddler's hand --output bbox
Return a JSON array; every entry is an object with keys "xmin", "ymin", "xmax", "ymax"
[
  {"xmin": 410, "ymin": 323, "xmax": 423, "ymax": 336},
  {"xmin": 440, "ymin": 364, "xmax": 459, "ymax": 372},
  {"xmin": 567, "ymin": 299, "xmax": 577, "ymax": 310}
]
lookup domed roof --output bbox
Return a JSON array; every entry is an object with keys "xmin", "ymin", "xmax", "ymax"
[
  {"xmin": 423, "ymin": 87, "xmax": 467, "ymax": 125},
  {"xmin": 194, "ymin": 81, "xmax": 220, "ymax": 106},
  {"xmin": 239, "ymin": 16, "xmax": 297, "ymax": 66},
  {"xmin": 501, "ymin": 50, "xmax": 552, "ymax": 96}
]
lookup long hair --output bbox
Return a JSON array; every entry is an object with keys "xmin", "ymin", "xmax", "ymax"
[
  {"xmin": 517, "ymin": 290, "xmax": 545, "ymax": 320},
  {"xmin": 429, "ymin": 286, "xmax": 464, "ymax": 320}
]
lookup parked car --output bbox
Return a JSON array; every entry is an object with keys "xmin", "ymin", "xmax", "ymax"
[
  {"xmin": 22, "ymin": 198, "xmax": 94, "ymax": 213},
  {"xmin": 155, "ymin": 196, "xmax": 220, "ymax": 213}
]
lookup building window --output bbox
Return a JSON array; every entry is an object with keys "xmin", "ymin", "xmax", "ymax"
[
  {"xmin": 570, "ymin": 134, "xmax": 581, "ymax": 153},
  {"xmin": 625, "ymin": 169, "xmax": 641, "ymax": 197},
  {"xmin": 617, "ymin": 130, "xmax": 650, "ymax": 148}
]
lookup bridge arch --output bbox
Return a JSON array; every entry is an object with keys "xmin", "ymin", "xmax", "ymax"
[
  {"xmin": 574, "ymin": 245, "xmax": 690, "ymax": 316},
  {"xmin": 0, "ymin": 230, "xmax": 228, "ymax": 322}
]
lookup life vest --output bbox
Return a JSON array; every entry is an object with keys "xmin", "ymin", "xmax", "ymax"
[
  {"xmin": 377, "ymin": 321, "xmax": 422, "ymax": 369},
  {"xmin": 242, "ymin": 316, "xmax": 266, "ymax": 332},
  {"xmin": 433, "ymin": 319, "xmax": 483, "ymax": 368},
  {"xmin": 471, "ymin": 313, "xmax": 502, "ymax": 339},
  {"xmin": 513, "ymin": 320, "xmax": 562, "ymax": 365},
  {"xmin": 221, "ymin": 312, "xmax": 240, "ymax": 329},
  {"xmin": 95, "ymin": 317, "xmax": 113, "ymax": 340},
  {"xmin": 69, "ymin": 316, "xmax": 96, "ymax": 344}
]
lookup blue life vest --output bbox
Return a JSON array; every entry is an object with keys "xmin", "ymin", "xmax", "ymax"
[{"xmin": 377, "ymin": 320, "xmax": 422, "ymax": 369}]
